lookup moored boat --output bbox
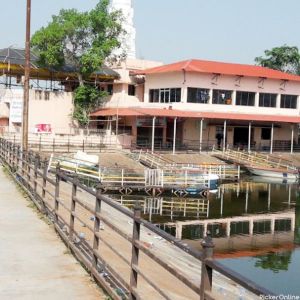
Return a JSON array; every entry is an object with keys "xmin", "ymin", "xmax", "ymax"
[{"xmin": 247, "ymin": 166, "xmax": 298, "ymax": 180}]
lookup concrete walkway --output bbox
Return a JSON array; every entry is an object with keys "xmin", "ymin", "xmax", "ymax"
[{"xmin": 0, "ymin": 166, "xmax": 106, "ymax": 300}]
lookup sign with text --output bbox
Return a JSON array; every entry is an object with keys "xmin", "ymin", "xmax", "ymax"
[{"xmin": 9, "ymin": 98, "xmax": 23, "ymax": 123}]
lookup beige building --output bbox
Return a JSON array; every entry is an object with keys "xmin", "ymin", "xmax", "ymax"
[
  {"xmin": 91, "ymin": 59, "xmax": 300, "ymax": 153},
  {"xmin": 2, "ymin": 47, "xmax": 300, "ymax": 153}
]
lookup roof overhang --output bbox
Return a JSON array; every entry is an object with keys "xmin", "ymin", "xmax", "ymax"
[
  {"xmin": 90, "ymin": 108, "xmax": 300, "ymax": 124},
  {"xmin": 133, "ymin": 59, "xmax": 300, "ymax": 82},
  {"xmin": 0, "ymin": 48, "xmax": 119, "ymax": 81}
]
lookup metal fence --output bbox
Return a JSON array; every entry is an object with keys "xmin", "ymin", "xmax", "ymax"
[
  {"xmin": 0, "ymin": 134, "xmax": 132, "ymax": 152},
  {"xmin": 0, "ymin": 138, "xmax": 275, "ymax": 300}
]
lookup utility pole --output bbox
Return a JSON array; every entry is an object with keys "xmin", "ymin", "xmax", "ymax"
[{"xmin": 22, "ymin": 0, "xmax": 31, "ymax": 151}]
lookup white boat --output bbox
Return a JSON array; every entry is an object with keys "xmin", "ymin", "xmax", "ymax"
[
  {"xmin": 73, "ymin": 151, "xmax": 99, "ymax": 167},
  {"xmin": 250, "ymin": 175, "xmax": 297, "ymax": 184},
  {"xmin": 247, "ymin": 166, "xmax": 298, "ymax": 180},
  {"xmin": 49, "ymin": 151, "xmax": 99, "ymax": 175}
]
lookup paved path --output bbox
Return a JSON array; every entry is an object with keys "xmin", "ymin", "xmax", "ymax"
[{"xmin": 0, "ymin": 166, "xmax": 106, "ymax": 300}]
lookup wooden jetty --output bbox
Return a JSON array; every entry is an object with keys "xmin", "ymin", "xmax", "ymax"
[
  {"xmin": 48, "ymin": 155, "xmax": 213, "ymax": 197},
  {"xmin": 138, "ymin": 149, "xmax": 240, "ymax": 180},
  {"xmin": 212, "ymin": 148, "xmax": 297, "ymax": 176}
]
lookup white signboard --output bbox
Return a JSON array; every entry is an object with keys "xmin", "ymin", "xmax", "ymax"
[{"xmin": 10, "ymin": 98, "xmax": 23, "ymax": 123}]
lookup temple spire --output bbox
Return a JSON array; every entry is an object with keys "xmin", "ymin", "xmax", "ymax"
[{"xmin": 110, "ymin": 0, "xmax": 136, "ymax": 59}]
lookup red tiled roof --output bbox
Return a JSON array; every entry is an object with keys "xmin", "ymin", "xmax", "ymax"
[
  {"xmin": 90, "ymin": 108, "xmax": 300, "ymax": 124},
  {"xmin": 134, "ymin": 59, "xmax": 300, "ymax": 82}
]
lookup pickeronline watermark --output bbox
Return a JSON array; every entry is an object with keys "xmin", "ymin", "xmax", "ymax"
[{"xmin": 260, "ymin": 295, "xmax": 300, "ymax": 300}]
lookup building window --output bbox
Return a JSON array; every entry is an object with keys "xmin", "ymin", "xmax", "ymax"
[
  {"xmin": 187, "ymin": 88, "xmax": 210, "ymax": 103},
  {"xmin": 212, "ymin": 89, "xmax": 233, "ymax": 105},
  {"xmin": 128, "ymin": 84, "xmax": 136, "ymax": 96},
  {"xmin": 261, "ymin": 128, "xmax": 271, "ymax": 140},
  {"xmin": 259, "ymin": 93, "xmax": 277, "ymax": 107},
  {"xmin": 149, "ymin": 89, "xmax": 159, "ymax": 102},
  {"xmin": 149, "ymin": 88, "xmax": 181, "ymax": 103},
  {"xmin": 160, "ymin": 89, "xmax": 170, "ymax": 103},
  {"xmin": 107, "ymin": 84, "xmax": 113, "ymax": 95},
  {"xmin": 236, "ymin": 91, "xmax": 255, "ymax": 106},
  {"xmin": 170, "ymin": 88, "xmax": 181, "ymax": 102},
  {"xmin": 280, "ymin": 94, "xmax": 297, "ymax": 109}
]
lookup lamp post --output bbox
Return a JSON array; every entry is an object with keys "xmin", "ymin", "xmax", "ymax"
[{"xmin": 22, "ymin": 0, "xmax": 31, "ymax": 151}]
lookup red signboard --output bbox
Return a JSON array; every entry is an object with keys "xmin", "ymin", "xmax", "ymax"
[{"xmin": 35, "ymin": 124, "xmax": 52, "ymax": 133}]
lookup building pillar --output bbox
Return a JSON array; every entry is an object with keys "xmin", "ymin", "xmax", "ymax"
[
  {"xmin": 226, "ymin": 221, "xmax": 231, "ymax": 237},
  {"xmin": 208, "ymin": 89, "xmax": 213, "ymax": 105},
  {"xmin": 276, "ymin": 94, "xmax": 281, "ymax": 109},
  {"xmin": 132, "ymin": 117, "xmax": 137, "ymax": 146},
  {"xmin": 231, "ymin": 90, "xmax": 236, "ymax": 106},
  {"xmin": 249, "ymin": 219, "xmax": 254, "ymax": 235},
  {"xmin": 173, "ymin": 117, "xmax": 177, "ymax": 155},
  {"xmin": 270, "ymin": 123, "xmax": 274, "ymax": 154},
  {"xmin": 291, "ymin": 125, "xmax": 294, "ymax": 154},
  {"xmin": 203, "ymin": 222, "xmax": 208, "ymax": 237},
  {"xmin": 254, "ymin": 92, "xmax": 259, "ymax": 107},
  {"xmin": 182, "ymin": 86, "xmax": 187, "ymax": 103},
  {"xmin": 108, "ymin": 117, "xmax": 112, "ymax": 135},
  {"xmin": 151, "ymin": 117, "xmax": 156, "ymax": 153},
  {"xmin": 245, "ymin": 183, "xmax": 249, "ymax": 213},
  {"xmin": 223, "ymin": 120, "xmax": 227, "ymax": 152},
  {"xmin": 248, "ymin": 122, "xmax": 252, "ymax": 153},
  {"xmin": 270, "ymin": 217, "xmax": 275, "ymax": 234},
  {"xmin": 162, "ymin": 124, "xmax": 167, "ymax": 148},
  {"xmin": 199, "ymin": 118, "xmax": 204, "ymax": 153},
  {"xmin": 175, "ymin": 223, "xmax": 182, "ymax": 239},
  {"xmin": 220, "ymin": 191, "xmax": 224, "ymax": 216}
]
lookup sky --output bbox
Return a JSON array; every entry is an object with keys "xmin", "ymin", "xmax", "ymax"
[{"xmin": 1, "ymin": 0, "xmax": 300, "ymax": 65}]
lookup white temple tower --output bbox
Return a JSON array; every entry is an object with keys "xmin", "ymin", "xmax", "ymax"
[{"xmin": 110, "ymin": 0, "xmax": 136, "ymax": 59}]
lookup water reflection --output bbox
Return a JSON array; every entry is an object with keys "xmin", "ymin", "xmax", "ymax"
[
  {"xmin": 254, "ymin": 251, "xmax": 292, "ymax": 273},
  {"xmin": 111, "ymin": 178, "xmax": 300, "ymax": 255},
  {"xmin": 111, "ymin": 178, "xmax": 300, "ymax": 294}
]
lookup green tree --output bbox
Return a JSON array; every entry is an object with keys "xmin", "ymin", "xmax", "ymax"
[
  {"xmin": 31, "ymin": 0, "xmax": 125, "ymax": 126},
  {"xmin": 255, "ymin": 45, "xmax": 300, "ymax": 75}
]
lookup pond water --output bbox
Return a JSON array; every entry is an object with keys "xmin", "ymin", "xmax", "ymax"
[{"xmin": 110, "ymin": 177, "xmax": 300, "ymax": 295}]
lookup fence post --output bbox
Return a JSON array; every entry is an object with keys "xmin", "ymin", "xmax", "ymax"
[
  {"xmin": 13, "ymin": 143, "xmax": 18, "ymax": 170},
  {"xmin": 92, "ymin": 185, "xmax": 102, "ymax": 270},
  {"xmin": 54, "ymin": 163, "xmax": 61, "ymax": 223},
  {"xmin": 200, "ymin": 233, "xmax": 214, "ymax": 300},
  {"xmin": 34, "ymin": 154, "xmax": 40, "ymax": 196},
  {"xmin": 9, "ymin": 142, "xmax": 13, "ymax": 168},
  {"xmin": 41, "ymin": 158, "xmax": 48, "ymax": 213},
  {"xmin": 69, "ymin": 174, "xmax": 78, "ymax": 243},
  {"xmin": 53, "ymin": 138, "xmax": 55, "ymax": 153},
  {"xmin": 130, "ymin": 201, "xmax": 142, "ymax": 299},
  {"xmin": 16, "ymin": 145, "xmax": 20, "ymax": 172},
  {"xmin": 27, "ymin": 151, "xmax": 33, "ymax": 185}
]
